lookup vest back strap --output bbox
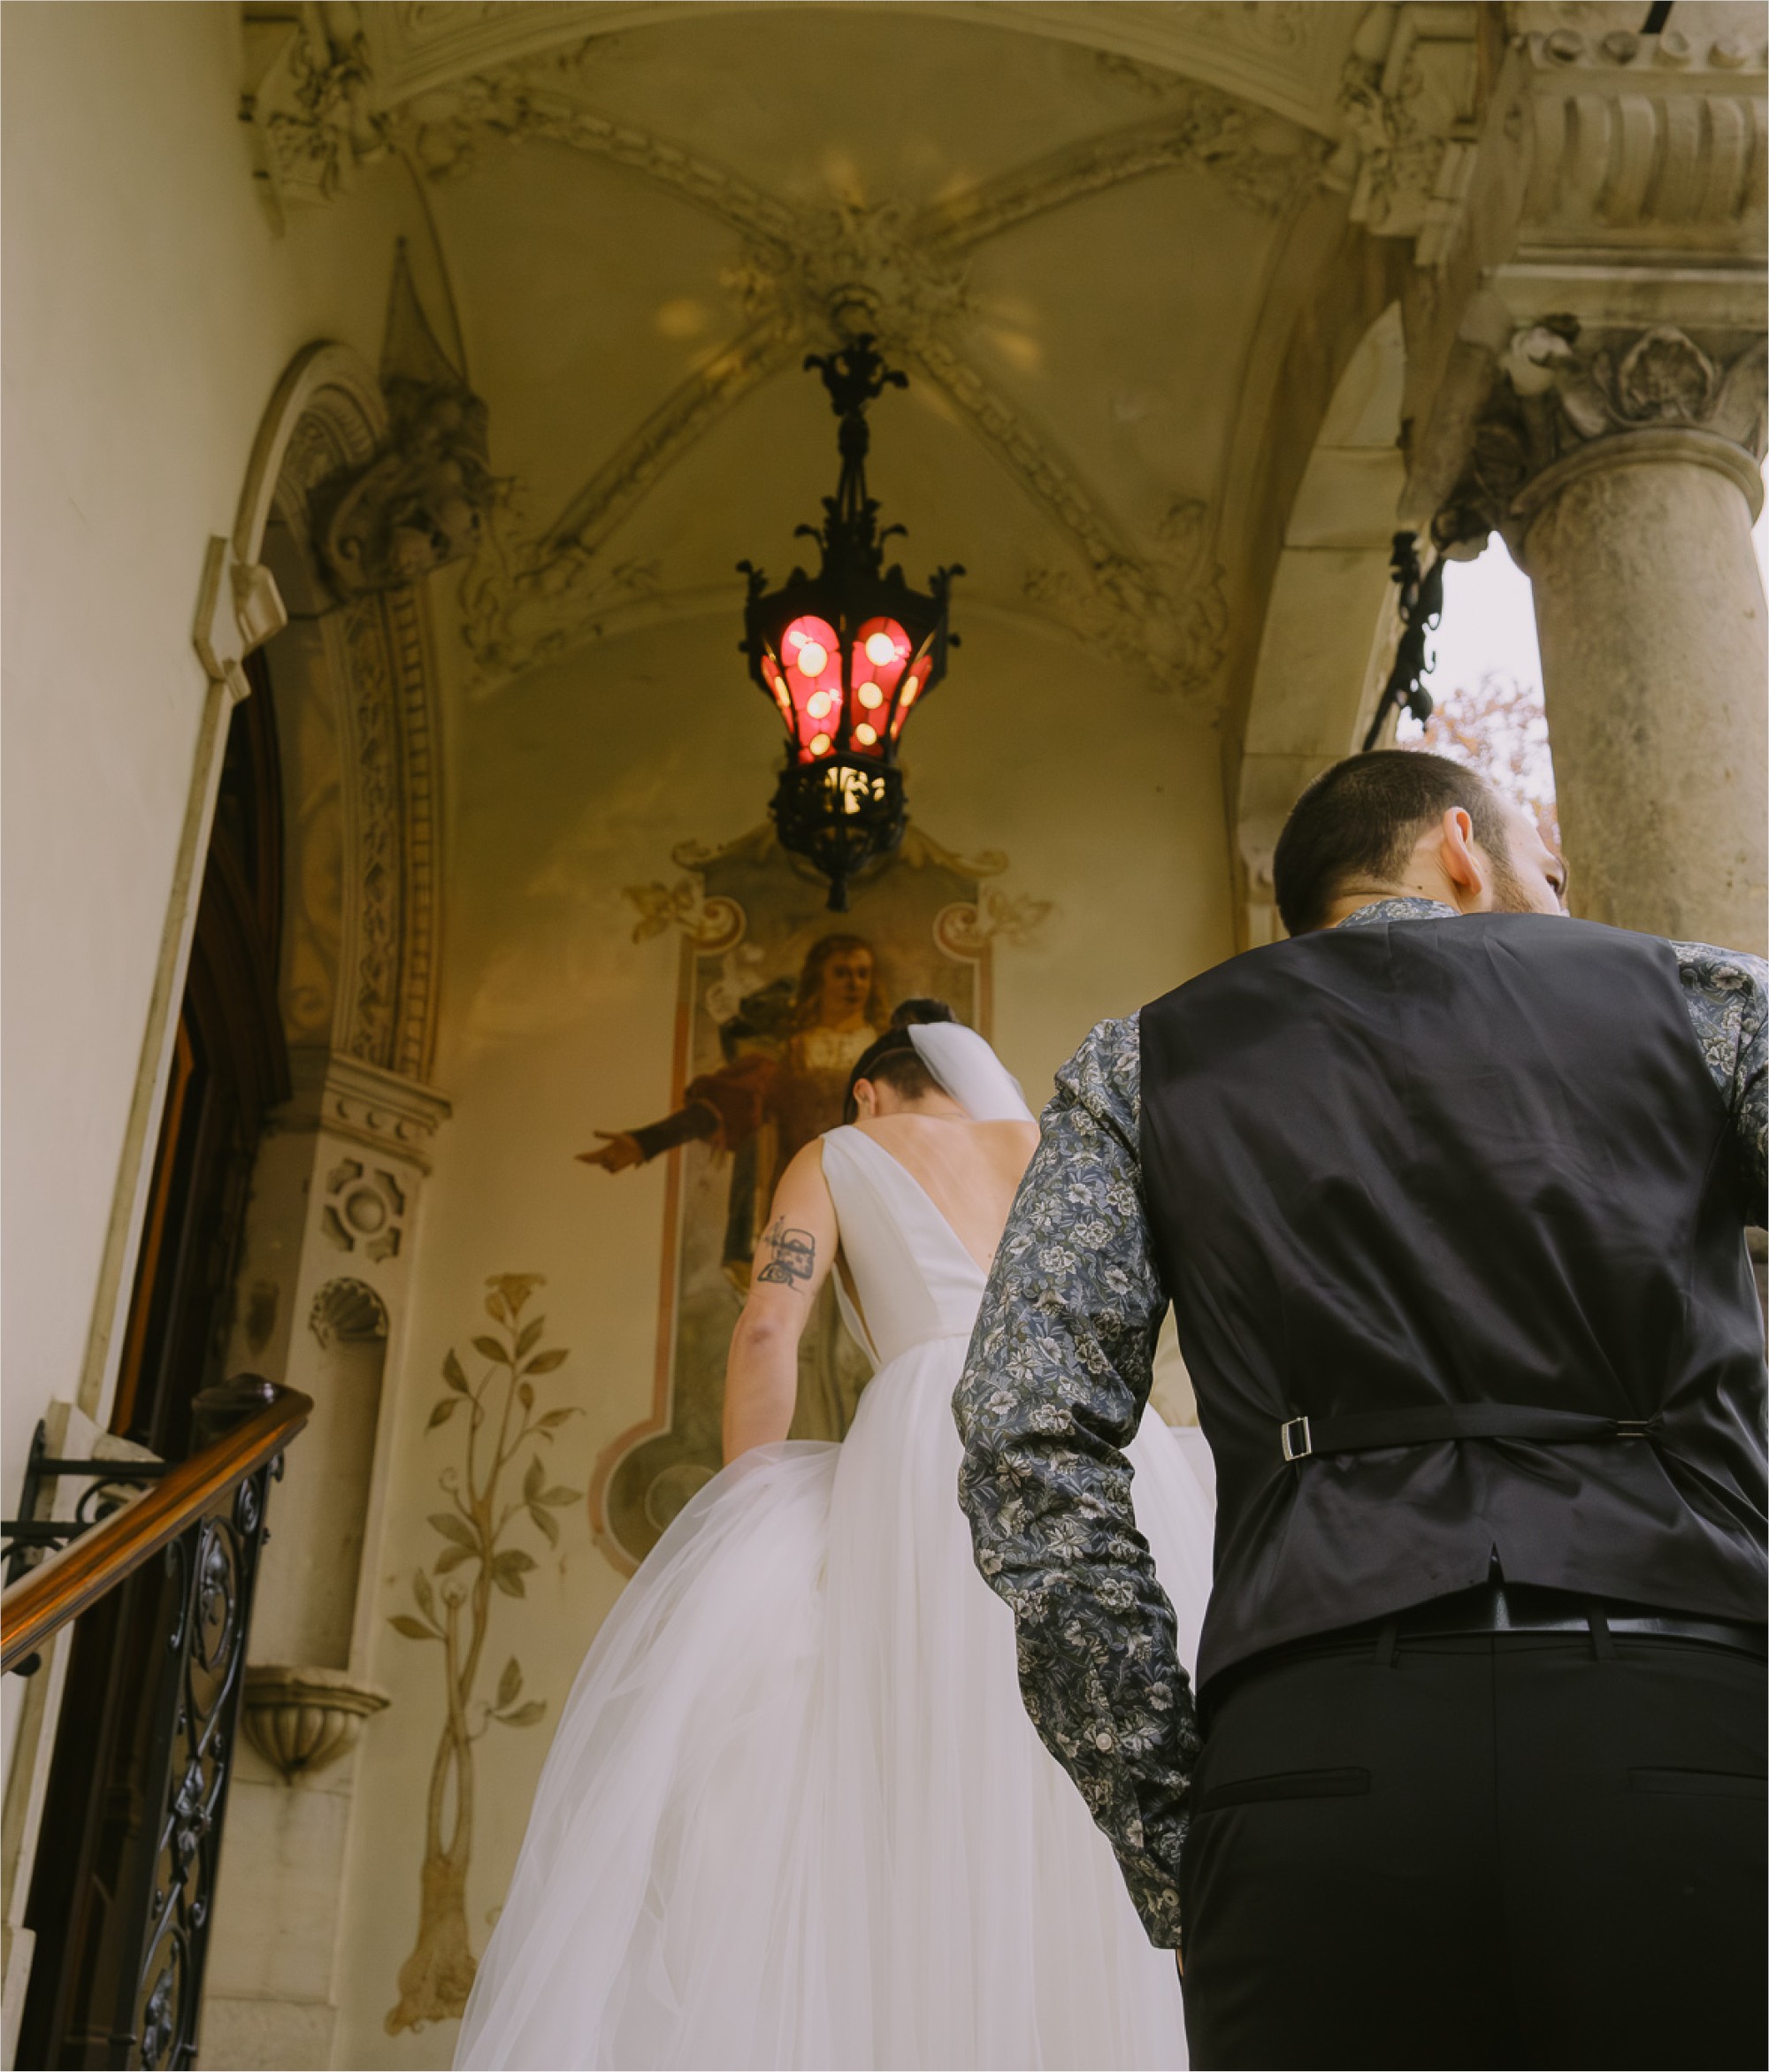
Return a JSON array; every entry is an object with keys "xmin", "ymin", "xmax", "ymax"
[{"xmin": 1280, "ymin": 1405, "xmax": 1664, "ymax": 1464}]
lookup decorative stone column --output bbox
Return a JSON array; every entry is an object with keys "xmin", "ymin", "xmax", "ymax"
[
  {"xmin": 1436, "ymin": 322, "xmax": 1765, "ymax": 950},
  {"xmin": 1350, "ymin": 13, "xmax": 1769, "ymax": 951}
]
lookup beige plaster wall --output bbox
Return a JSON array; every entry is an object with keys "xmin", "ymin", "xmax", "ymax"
[
  {"xmin": 328, "ymin": 604, "xmax": 1231, "ymax": 2067},
  {"xmin": 0, "ymin": 0, "xmax": 433, "ymax": 1902}
]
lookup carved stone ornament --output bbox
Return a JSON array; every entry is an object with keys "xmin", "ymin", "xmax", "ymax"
[
  {"xmin": 316, "ymin": 244, "xmax": 495, "ymax": 596},
  {"xmin": 1433, "ymin": 322, "xmax": 1768, "ymax": 556},
  {"xmin": 1518, "ymin": 25, "xmax": 1767, "ymax": 242},
  {"xmin": 1335, "ymin": 3, "xmax": 1479, "ymax": 263},
  {"xmin": 277, "ymin": 1049, "xmax": 453, "ymax": 1175},
  {"xmin": 242, "ymin": 1663, "xmax": 390, "ymax": 1782},
  {"xmin": 241, "ymin": 16, "xmax": 387, "ymax": 224}
]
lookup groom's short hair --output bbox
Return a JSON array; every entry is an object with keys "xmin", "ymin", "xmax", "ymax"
[{"xmin": 1274, "ymin": 751, "xmax": 1513, "ymax": 937}]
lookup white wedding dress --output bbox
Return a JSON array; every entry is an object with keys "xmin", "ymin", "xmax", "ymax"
[{"xmin": 458, "ymin": 1042, "xmax": 1215, "ymax": 2071}]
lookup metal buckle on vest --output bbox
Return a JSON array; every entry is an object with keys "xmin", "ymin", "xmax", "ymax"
[
  {"xmin": 1612, "ymin": 1417, "xmax": 1658, "ymax": 1440},
  {"xmin": 1281, "ymin": 1416, "xmax": 1313, "ymax": 1463}
]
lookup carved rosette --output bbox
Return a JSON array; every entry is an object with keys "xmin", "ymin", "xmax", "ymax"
[
  {"xmin": 1433, "ymin": 322, "xmax": 1767, "ymax": 558},
  {"xmin": 243, "ymin": 1664, "xmax": 391, "ymax": 1782}
]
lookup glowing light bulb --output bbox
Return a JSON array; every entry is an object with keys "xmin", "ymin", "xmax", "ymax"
[
  {"xmin": 785, "ymin": 629, "xmax": 804, "ymax": 649},
  {"xmin": 807, "ymin": 691, "xmax": 833, "ymax": 720},
  {"xmin": 797, "ymin": 641, "xmax": 829, "ymax": 676},
  {"xmin": 854, "ymin": 723, "xmax": 878, "ymax": 747},
  {"xmin": 865, "ymin": 631, "xmax": 899, "ymax": 666},
  {"xmin": 809, "ymin": 732, "xmax": 832, "ymax": 756},
  {"xmin": 857, "ymin": 681, "xmax": 884, "ymax": 710}
]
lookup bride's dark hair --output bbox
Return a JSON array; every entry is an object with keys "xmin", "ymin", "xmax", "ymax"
[{"xmin": 843, "ymin": 1000, "xmax": 956, "ymax": 1124}]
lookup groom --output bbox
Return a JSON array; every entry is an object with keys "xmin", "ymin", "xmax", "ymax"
[{"xmin": 955, "ymin": 749, "xmax": 1765, "ymax": 2070}]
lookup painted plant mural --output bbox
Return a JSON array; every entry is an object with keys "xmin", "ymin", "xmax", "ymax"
[{"xmin": 385, "ymin": 1274, "xmax": 580, "ymax": 2035}]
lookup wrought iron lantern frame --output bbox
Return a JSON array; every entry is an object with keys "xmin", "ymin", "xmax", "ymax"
[{"xmin": 739, "ymin": 336, "xmax": 961, "ymax": 910}]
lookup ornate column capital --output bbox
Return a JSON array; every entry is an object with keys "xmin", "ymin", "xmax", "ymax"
[{"xmin": 1432, "ymin": 321, "xmax": 1766, "ymax": 557}]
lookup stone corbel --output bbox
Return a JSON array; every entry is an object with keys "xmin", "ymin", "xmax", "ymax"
[
  {"xmin": 1336, "ymin": 3, "xmax": 1481, "ymax": 264},
  {"xmin": 242, "ymin": 1664, "xmax": 390, "ymax": 1782},
  {"xmin": 193, "ymin": 536, "xmax": 289, "ymax": 704}
]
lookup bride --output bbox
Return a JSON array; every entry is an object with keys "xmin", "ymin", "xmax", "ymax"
[{"xmin": 456, "ymin": 1004, "xmax": 1214, "ymax": 2071}]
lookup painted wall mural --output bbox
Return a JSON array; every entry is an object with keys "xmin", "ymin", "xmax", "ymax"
[
  {"xmin": 585, "ymin": 820, "xmax": 1047, "ymax": 1573},
  {"xmin": 385, "ymin": 1274, "xmax": 581, "ymax": 2035}
]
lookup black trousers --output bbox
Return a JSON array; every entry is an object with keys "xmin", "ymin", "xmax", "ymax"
[{"xmin": 1178, "ymin": 1625, "xmax": 1766, "ymax": 2070}]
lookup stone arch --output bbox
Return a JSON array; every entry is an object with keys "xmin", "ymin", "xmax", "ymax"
[
  {"xmin": 1233, "ymin": 301, "xmax": 1410, "ymax": 946},
  {"xmin": 234, "ymin": 343, "xmax": 444, "ymax": 1083}
]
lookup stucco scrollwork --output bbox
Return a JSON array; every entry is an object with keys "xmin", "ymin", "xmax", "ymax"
[
  {"xmin": 241, "ymin": 15, "xmax": 387, "ymax": 223},
  {"xmin": 1433, "ymin": 321, "xmax": 1768, "ymax": 556},
  {"xmin": 1023, "ymin": 495, "xmax": 1229, "ymax": 707}
]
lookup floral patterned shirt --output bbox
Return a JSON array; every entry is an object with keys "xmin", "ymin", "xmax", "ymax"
[{"xmin": 953, "ymin": 897, "xmax": 1767, "ymax": 1948}]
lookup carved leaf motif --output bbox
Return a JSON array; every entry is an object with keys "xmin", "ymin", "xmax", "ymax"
[
  {"xmin": 529, "ymin": 1503, "xmax": 560, "ymax": 1546},
  {"xmin": 523, "ymin": 1347, "xmax": 569, "ymax": 1375},
  {"xmin": 443, "ymin": 1351, "xmax": 471, "ymax": 1394},
  {"xmin": 435, "ymin": 1544, "xmax": 474, "ymax": 1573},
  {"xmin": 430, "ymin": 1514, "xmax": 478, "ymax": 1551},
  {"xmin": 522, "ymin": 1458, "xmax": 544, "ymax": 1503},
  {"xmin": 389, "ymin": 1615, "xmax": 439, "ymax": 1640},
  {"xmin": 495, "ymin": 1657, "xmax": 522, "ymax": 1708},
  {"xmin": 499, "ymin": 1700, "xmax": 546, "ymax": 1728},
  {"xmin": 472, "ymin": 1335, "xmax": 509, "ymax": 1364},
  {"xmin": 427, "ymin": 1398, "xmax": 457, "ymax": 1431},
  {"xmin": 491, "ymin": 1550, "xmax": 536, "ymax": 1598},
  {"xmin": 516, "ymin": 1316, "xmax": 546, "ymax": 1359},
  {"xmin": 1615, "ymin": 327, "xmax": 1716, "ymax": 424}
]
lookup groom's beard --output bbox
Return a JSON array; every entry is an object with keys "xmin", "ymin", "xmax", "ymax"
[{"xmin": 1486, "ymin": 843, "xmax": 1535, "ymax": 914}]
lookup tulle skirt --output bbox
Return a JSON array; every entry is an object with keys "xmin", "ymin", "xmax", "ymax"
[{"xmin": 456, "ymin": 1332, "xmax": 1214, "ymax": 2070}]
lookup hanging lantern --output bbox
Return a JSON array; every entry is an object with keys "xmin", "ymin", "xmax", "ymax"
[{"xmin": 739, "ymin": 336, "xmax": 961, "ymax": 910}]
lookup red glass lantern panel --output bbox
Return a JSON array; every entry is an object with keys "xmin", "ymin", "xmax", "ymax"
[
  {"xmin": 773, "ymin": 614, "xmax": 843, "ymax": 762},
  {"xmin": 848, "ymin": 616, "xmax": 910, "ymax": 756}
]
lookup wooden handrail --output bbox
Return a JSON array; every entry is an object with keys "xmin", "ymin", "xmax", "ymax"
[{"xmin": 0, "ymin": 1384, "xmax": 311, "ymax": 1674}]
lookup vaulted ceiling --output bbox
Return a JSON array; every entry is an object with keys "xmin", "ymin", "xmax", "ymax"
[{"xmin": 267, "ymin": 2, "xmax": 1379, "ymax": 710}]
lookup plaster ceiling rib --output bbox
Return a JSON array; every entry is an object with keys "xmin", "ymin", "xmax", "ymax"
[
  {"xmin": 539, "ymin": 319, "xmax": 797, "ymax": 563},
  {"xmin": 357, "ymin": 2, "xmax": 1348, "ymax": 140},
  {"xmin": 921, "ymin": 98, "xmax": 1317, "ymax": 256},
  {"xmin": 398, "ymin": 69, "xmax": 800, "ymax": 249}
]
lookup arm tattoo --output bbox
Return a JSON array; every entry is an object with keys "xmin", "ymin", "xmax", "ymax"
[{"xmin": 754, "ymin": 1221, "xmax": 817, "ymax": 1289}]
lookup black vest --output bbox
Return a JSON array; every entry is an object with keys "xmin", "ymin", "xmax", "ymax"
[{"xmin": 1139, "ymin": 912, "xmax": 1765, "ymax": 1687}]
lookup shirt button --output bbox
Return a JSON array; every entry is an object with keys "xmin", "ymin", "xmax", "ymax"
[{"xmin": 1094, "ymin": 1731, "xmax": 1114, "ymax": 1751}]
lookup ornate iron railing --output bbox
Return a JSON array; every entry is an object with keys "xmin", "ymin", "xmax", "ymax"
[{"xmin": 2, "ymin": 1377, "xmax": 310, "ymax": 2069}]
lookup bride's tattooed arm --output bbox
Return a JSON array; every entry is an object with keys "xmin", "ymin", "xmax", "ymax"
[
  {"xmin": 755, "ymin": 1221, "xmax": 818, "ymax": 1288},
  {"xmin": 723, "ymin": 1147, "xmax": 839, "ymax": 1462}
]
